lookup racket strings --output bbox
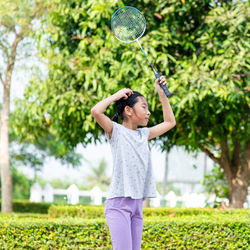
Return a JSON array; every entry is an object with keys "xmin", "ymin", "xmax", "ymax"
[{"xmin": 111, "ymin": 7, "xmax": 146, "ymax": 43}]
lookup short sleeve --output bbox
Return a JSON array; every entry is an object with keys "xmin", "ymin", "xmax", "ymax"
[
  {"xmin": 105, "ymin": 121, "xmax": 119, "ymax": 143},
  {"xmin": 140, "ymin": 127, "xmax": 150, "ymax": 140}
]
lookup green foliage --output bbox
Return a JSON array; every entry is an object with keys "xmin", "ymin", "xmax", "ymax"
[
  {"xmin": 0, "ymin": 211, "xmax": 248, "ymax": 249},
  {"xmin": 0, "ymin": 200, "xmax": 51, "ymax": 213},
  {"xmin": 12, "ymin": 0, "xmax": 250, "ymax": 207},
  {"xmin": 202, "ymin": 164, "xmax": 229, "ymax": 200},
  {"xmin": 86, "ymin": 158, "xmax": 111, "ymax": 191},
  {"xmin": 168, "ymin": 1, "xmax": 250, "ymax": 151},
  {"xmin": 14, "ymin": 0, "xmax": 213, "ymax": 148},
  {"xmin": 10, "ymin": 127, "xmax": 83, "ymax": 170},
  {"xmin": 11, "ymin": 168, "xmax": 33, "ymax": 200},
  {"xmin": 14, "ymin": 0, "xmax": 249, "ymax": 151},
  {"xmin": 49, "ymin": 205, "xmax": 104, "ymax": 218},
  {"xmin": 156, "ymin": 181, "xmax": 181, "ymax": 195},
  {"xmin": 48, "ymin": 204, "xmax": 248, "ymax": 218},
  {"xmin": 0, "ymin": 167, "xmax": 33, "ymax": 200}
]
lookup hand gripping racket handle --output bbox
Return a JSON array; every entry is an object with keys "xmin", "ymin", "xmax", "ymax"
[{"xmin": 152, "ymin": 67, "xmax": 172, "ymax": 98}]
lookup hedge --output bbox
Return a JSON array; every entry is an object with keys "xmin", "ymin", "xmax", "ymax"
[
  {"xmin": 0, "ymin": 214, "xmax": 248, "ymax": 249},
  {"xmin": 0, "ymin": 200, "xmax": 51, "ymax": 214},
  {"xmin": 48, "ymin": 205, "xmax": 249, "ymax": 218}
]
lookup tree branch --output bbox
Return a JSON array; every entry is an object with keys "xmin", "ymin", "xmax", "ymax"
[
  {"xmin": 5, "ymin": 33, "xmax": 23, "ymax": 87},
  {"xmin": 199, "ymin": 144, "xmax": 221, "ymax": 165},
  {"xmin": 243, "ymin": 139, "xmax": 250, "ymax": 179},
  {"xmin": 0, "ymin": 73, "xmax": 4, "ymax": 85},
  {"xmin": 232, "ymin": 138, "xmax": 241, "ymax": 172},
  {"xmin": 220, "ymin": 140, "xmax": 233, "ymax": 180},
  {"xmin": 0, "ymin": 39, "xmax": 10, "ymax": 59},
  {"xmin": 230, "ymin": 72, "xmax": 250, "ymax": 80}
]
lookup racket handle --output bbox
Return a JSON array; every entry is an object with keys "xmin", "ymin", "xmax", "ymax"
[
  {"xmin": 160, "ymin": 80, "xmax": 172, "ymax": 98},
  {"xmin": 154, "ymin": 72, "xmax": 172, "ymax": 98},
  {"xmin": 150, "ymin": 64, "xmax": 172, "ymax": 97}
]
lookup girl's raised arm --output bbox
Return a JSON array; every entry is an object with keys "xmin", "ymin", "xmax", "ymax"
[
  {"xmin": 91, "ymin": 88, "xmax": 133, "ymax": 138},
  {"xmin": 148, "ymin": 76, "xmax": 176, "ymax": 140}
]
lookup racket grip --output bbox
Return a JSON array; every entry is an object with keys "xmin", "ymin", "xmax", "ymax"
[
  {"xmin": 156, "ymin": 75, "xmax": 172, "ymax": 98},
  {"xmin": 152, "ymin": 66, "xmax": 172, "ymax": 97},
  {"xmin": 160, "ymin": 81, "xmax": 172, "ymax": 98}
]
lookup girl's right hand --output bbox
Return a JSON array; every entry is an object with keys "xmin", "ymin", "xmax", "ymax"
[{"xmin": 113, "ymin": 88, "xmax": 133, "ymax": 101}]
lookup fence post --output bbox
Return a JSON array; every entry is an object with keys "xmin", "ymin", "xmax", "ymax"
[
  {"xmin": 90, "ymin": 186, "xmax": 102, "ymax": 205},
  {"xmin": 43, "ymin": 183, "xmax": 54, "ymax": 203},
  {"xmin": 67, "ymin": 184, "xmax": 79, "ymax": 205},
  {"xmin": 30, "ymin": 183, "xmax": 43, "ymax": 202},
  {"xmin": 166, "ymin": 191, "xmax": 177, "ymax": 207}
]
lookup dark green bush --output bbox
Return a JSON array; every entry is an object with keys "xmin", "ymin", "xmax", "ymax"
[
  {"xmin": 0, "ymin": 215, "xmax": 248, "ymax": 249},
  {"xmin": 0, "ymin": 200, "xmax": 51, "ymax": 214},
  {"xmin": 48, "ymin": 205, "xmax": 249, "ymax": 218}
]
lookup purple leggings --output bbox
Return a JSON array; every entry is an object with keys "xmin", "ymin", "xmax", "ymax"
[{"xmin": 104, "ymin": 197, "xmax": 144, "ymax": 250}]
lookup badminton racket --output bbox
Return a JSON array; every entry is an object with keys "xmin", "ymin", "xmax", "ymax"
[{"xmin": 111, "ymin": 6, "xmax": 172, "ymax": 97}]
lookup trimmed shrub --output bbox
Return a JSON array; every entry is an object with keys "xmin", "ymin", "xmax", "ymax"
[
  {"xmin": 48, "ymin": 205, "xmax": 104, "ymax": 218},
  {"xmin": 0, "ymin": 214, "xmax": 248, "ymax": 249},
  {"xmin": 48, "ymin": 205, "xmax": 249, "ymax": 218},
  {"xmin": 0, "ymin": 200, "xmax": 51, "ymax": 214}
]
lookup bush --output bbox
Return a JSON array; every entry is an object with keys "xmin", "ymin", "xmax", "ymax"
[
  {"xmin": 0, "ymin": 213, "xmax": 248, "ymax": 249},
  {"xmin": 48, "ymin": 205, "xmax": 249, "ymax": 218},
  {"xmin": 48, "ymin": 205, "xmax": 104, "ymax": 218},
  {"xmin": 0, "ymin": 200, "xmax": 51, "ymax": 214}
]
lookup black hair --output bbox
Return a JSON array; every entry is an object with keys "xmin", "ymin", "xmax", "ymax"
[{"xmin": 112, "ymin": 91, "xmax": 144, "ymax": 123}]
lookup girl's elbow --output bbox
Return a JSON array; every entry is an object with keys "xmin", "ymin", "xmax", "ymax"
[
  {"xmin": 169, "ymin": 120, "xmax": 176, "ymax": 129},
  {"xmin": 172, "ymin": 120, "xmax": 176, "ymax": 127},
  {"xmin": 91, "ymin": 107, "xmax": 98, "ymax": 117}
]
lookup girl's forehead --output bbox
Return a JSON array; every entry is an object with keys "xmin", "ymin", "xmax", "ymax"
[{"xmin": 136, "ymin": 96, "xmax": 148, "ymax": 105}]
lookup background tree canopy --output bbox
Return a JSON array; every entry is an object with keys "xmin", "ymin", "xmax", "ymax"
[{"xmin": 14, "ymin": 0, "xmax": 249, "ymax": 208}]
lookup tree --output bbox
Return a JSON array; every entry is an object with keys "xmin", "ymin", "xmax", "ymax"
[
  {"xmin": 0, "ymin": 166, "xmax": 33, "ymax": 200},
  {"xmin": 166, "ymin": 1, "xmax": 249, "ymax": 208},
  {"xmin": 0, "ymin": 0, "xmax": 46, "ymax": 212},
  {"xmin": 86, "ymin": 158, "xmax": 111, "ymax": 191},
  {"xmin": 202, "ymin": 164, "xmax": 228, "ymax": 204},
  {"xmin": 14, "ymin": 0, "xmax": 249, "ymax": 207},
  {"xmin": 10, "ymin": 135, "xmax": 83, "ymax": 182}
]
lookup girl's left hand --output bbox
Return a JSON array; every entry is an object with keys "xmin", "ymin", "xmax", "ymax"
[{"xmin": 155, "ymin": 76, "xmax": 167, "ymax": 94}]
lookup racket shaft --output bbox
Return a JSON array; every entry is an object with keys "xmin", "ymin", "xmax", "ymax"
[{"xmin": 136, "ymin": 40, "xmax": 172, "ymax": 97}]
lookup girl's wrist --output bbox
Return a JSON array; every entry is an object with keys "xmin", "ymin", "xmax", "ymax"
[
  {"xmin": 111, "ymin": 93, "xmax": 119, "ymax": 102},
  {"xmin": 157, "ymin": 90, "xmax": 166, "ymax": 98}
]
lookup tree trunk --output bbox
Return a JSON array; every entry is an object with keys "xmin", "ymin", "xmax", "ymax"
[
  {"xmin": 220, "ymin": 140, "xmax": 250, "ymax": 208},
  {"xmin": 230, "ymin": 140, "xmax": 250, "ymax": 208},
  {"xmin": 0, "ymin": 33, "xmax": 22, "ymax": 213},
  {"xmin": 202, "ymin": 139, "xmax": 250, "ymax": 208},
  {"xmin": 229, "ymin": 175, "xmax": 249, "ymax": 208},
  {"xmin": 0, "ymin": 84, "xmax": 12, "ymax": 213}
]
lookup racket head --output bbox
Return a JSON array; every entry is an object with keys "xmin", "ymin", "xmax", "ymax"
[{"xmin": 111, "ymin": 6, "xmax": 146, "ymax": 43}]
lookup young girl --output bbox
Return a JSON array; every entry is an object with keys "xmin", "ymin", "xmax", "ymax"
[{"xmin": 91, "ymin": 76, "xmax": 176, "ymax": 250}]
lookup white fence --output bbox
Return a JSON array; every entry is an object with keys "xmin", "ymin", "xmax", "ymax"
[
  {"xmin": 30, "ymin": 182, "xmax": 217, "ymax": 207},
  {"xmin": 30, "ymin": 183, "xmax": 105, "ymax": 205},
  {"xmin": 30, "ymin": 183, "xmax": 250, "ymax": 208}
]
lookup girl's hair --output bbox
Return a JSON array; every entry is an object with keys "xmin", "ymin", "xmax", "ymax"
[{"xmin": 112, "ymin": 91, "xmax": 144, "ymax": 123}]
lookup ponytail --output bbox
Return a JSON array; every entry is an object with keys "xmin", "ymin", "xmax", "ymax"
[
  {"xmin": 112, "ymin": 112, "xmax": 123, "ymax": 122},
  {"xmin": 112, "ymin": 91, "xmax": 143, "ymax": 123},
  {"xmin": 112, "ymin": 113, "xmax": 119, "ymax": 122}
]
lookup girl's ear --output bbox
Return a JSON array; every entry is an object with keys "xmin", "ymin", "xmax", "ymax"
[{"xmin": 124, "ymin": 106, "xmax": 133, "ymax": 117}]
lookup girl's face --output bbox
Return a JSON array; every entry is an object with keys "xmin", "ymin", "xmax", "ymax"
[{"xmin": 131, "ymin": 96, "xmax": 151, "ymax": 126}]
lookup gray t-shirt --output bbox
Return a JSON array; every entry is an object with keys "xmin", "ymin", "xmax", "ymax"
[{"xmin": 106, "ymin": 121, "xmax": 157, "ymax": 200}]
